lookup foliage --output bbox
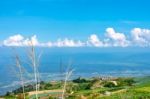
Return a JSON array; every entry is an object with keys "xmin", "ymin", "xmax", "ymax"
[
  {"xmin": 3, "ymin": 76, "xmax": 150, "ymax": 99},
  {"xmin": 104, "ymin": 82, "xmax": 116, "ymax": 88},
  {"xmin": 117, "ymin": 77, "xmax": 135, "ymax": 86},
  {"xmin": 72, "ymin": 77, "xmax": 89, "ymax": 83}
]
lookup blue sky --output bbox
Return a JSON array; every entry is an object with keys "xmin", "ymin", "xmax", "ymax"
[{"xmin": 0, "ymin": 0, "xmax": 150, "ymax": 47}]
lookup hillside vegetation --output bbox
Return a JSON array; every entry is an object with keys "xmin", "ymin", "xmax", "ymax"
[{"xmin": 1, "ymin": 76, "xmax": 150, "ymax": 99}]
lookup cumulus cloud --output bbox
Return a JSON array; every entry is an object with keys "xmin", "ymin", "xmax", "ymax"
[
  {"xmin": 105, "ymin": 28, "xmax": 129, "ymax": 47},
  {"xmin": 40, "ymin": 42, "xmax": 53, "ymax": 47},
  {"xmin": 2, "ymin": 27, "xmax": 150, "ymax": 47},
  {"xmin": 3, "ymin": 34, "xmax": 51, "ymax": 47},
  {"xmin": 87, "ymin": 34, "xmax": 103, "ymax": 47},
  {"xmin": 3, "ymin": 34, "xmax": 24, "ymax": 46},
  {"xmin": 131, "ymin": 28, "xmax": 150, "ymax": 46},
  {"xmin": 54, "ymin": 38, "xmax": 85, "ymax": 47},
  {"xmin": 3, "ymin": 35, "xmax": 84, "ymax": 47}
]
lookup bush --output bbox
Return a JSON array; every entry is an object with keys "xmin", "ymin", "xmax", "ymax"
[
  {"xmin": 78, "ymin": 83, "xmax": 91, "ymax": 90},
  {"xmin": 73, "ymin": 77, "xmax": 88, "ymax": 83},
  {"xmin": 104, "ymin": 82, "xmax": 116, "ymax": 88},
  {"xmin": 118, "ymin": 78, "xmax": 135, "ymax": 86},
  {"xmin": 44, "ymin": 83, "xmax": 52, "ymax": 90}
]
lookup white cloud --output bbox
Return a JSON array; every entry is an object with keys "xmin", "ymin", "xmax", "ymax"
[
  {"xmin": 3, "ymin": 34, "xmax": 47, "ymax": 47},
  {"xmin": 54, "ymin": 38, "xmax": 85, "ymax": 47},
  {"xmin": 87, "ymin": 34, "xmax": 103, "ymax": 47},
  {"xmin": 40, "ymin": 42, "xmax": 53, "ymax": 47},
  {"xmin": 30, "ymin": 35, "xmax": 39, "ymax": 46},
  {"xmin": 3, "ymin": 34, "xmax": 24, "ymax": 46},
  {"xmin": 131, "ymin": 28, "xmax": 150, "ymax": 46},
  {"xmin": 3, "ymin": 34, "xmax": 84, "ymax": 47},
  {"xmin": 2, "ymin": 27, "xmax": 150, "ymax": 47},
  {"xmin": 105, "ymin": 28, "xmax": 129, "ymax": 47}
]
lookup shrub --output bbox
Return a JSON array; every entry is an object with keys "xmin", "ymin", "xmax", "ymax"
[
  {"xmin": 73, "ymin": 77, "xmax": 88, "ymax": 83},
  {"xmin": 44, "ymin": 83, "xmax": 52, "ymax": 90},
  {"xmin": 78, "ymin": 83, "xmax": 91, "ymax": 90},
  {"xmin": 104, "ymin": 82, "xmax": 116, "ymax": 88},
  {"xmin": 118, "ymin": 78, "xmax": 135, "ymax": 86}
]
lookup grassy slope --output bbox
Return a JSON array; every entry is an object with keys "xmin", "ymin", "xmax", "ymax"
[
  {"xmin": 100, "ymin": 76, "xmax": 150, "ymax": 99},
  {"xmin": 2, "ymin": 76, "xmax": 150, "ymax": 99}
]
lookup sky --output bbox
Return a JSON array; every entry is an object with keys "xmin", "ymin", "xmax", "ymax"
[{"xmin": 0, "ymin": 0, "xmax": 150, "ymax": 47}]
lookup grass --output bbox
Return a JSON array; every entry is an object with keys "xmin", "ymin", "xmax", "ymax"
[
  {"xmin": 2, "ymin": 76, "xmax": 150, "ymax": 99},
  {"xmin": 100, "ymin": 92, "xmax": 150, "ymax": 99},
  {"xmin": 30, "ymin": 92, "xmax": 62, "ymax": 99},
  {"xmin": 66, "ymin": 76, "xmax": 150, "ymax": 99},
  {"xmin": 75, "ymin": 87, "xmax": 123, "ymax": 95},
  {"xmin": 134, "ymin": 86, "xmax": 150, "ymax": 92},
  {"xmin": 99, "ymin": 77, "xmax": 150, "ymax": 99}
]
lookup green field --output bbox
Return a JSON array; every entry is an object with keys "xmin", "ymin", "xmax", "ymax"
[{"xmin": 2, "ymin": 76, "xmax": 150, "ymax": 99}]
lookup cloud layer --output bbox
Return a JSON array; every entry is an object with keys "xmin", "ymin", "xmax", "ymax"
[{"xmin": 2, "ymin": 27, "xmax": 150, "ymax": 47}]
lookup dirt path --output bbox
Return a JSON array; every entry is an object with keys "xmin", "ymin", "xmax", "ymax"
[
  {"xmin": 99, "ymin": 89, "xmax": 127, "ymax": 98},
  {"xmin": 111, "ymin": 89, "xmax": 126, "ymax": 94},
  {"xmin": 28, "ymin": 89, "xmax": 126, "ymax": 98},
  {"xmin": 28, "ymin": 89, "xmax": 63, "ymax": 96}
]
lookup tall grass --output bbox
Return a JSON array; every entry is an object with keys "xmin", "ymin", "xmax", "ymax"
[
  {"xmin": 27, "ymin": 42, "xmax": 42, "ymax": 99},
  {"xmin": 62, "ymin": 70, "xmax": 73, "ymax": 99},
  {"xmin": 62, "ymin": 61, "xmax": 74, "ymax": 99},
  {"xmin": 13, "ymin": 49, "xmax": 26, "ymax": 99}
]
